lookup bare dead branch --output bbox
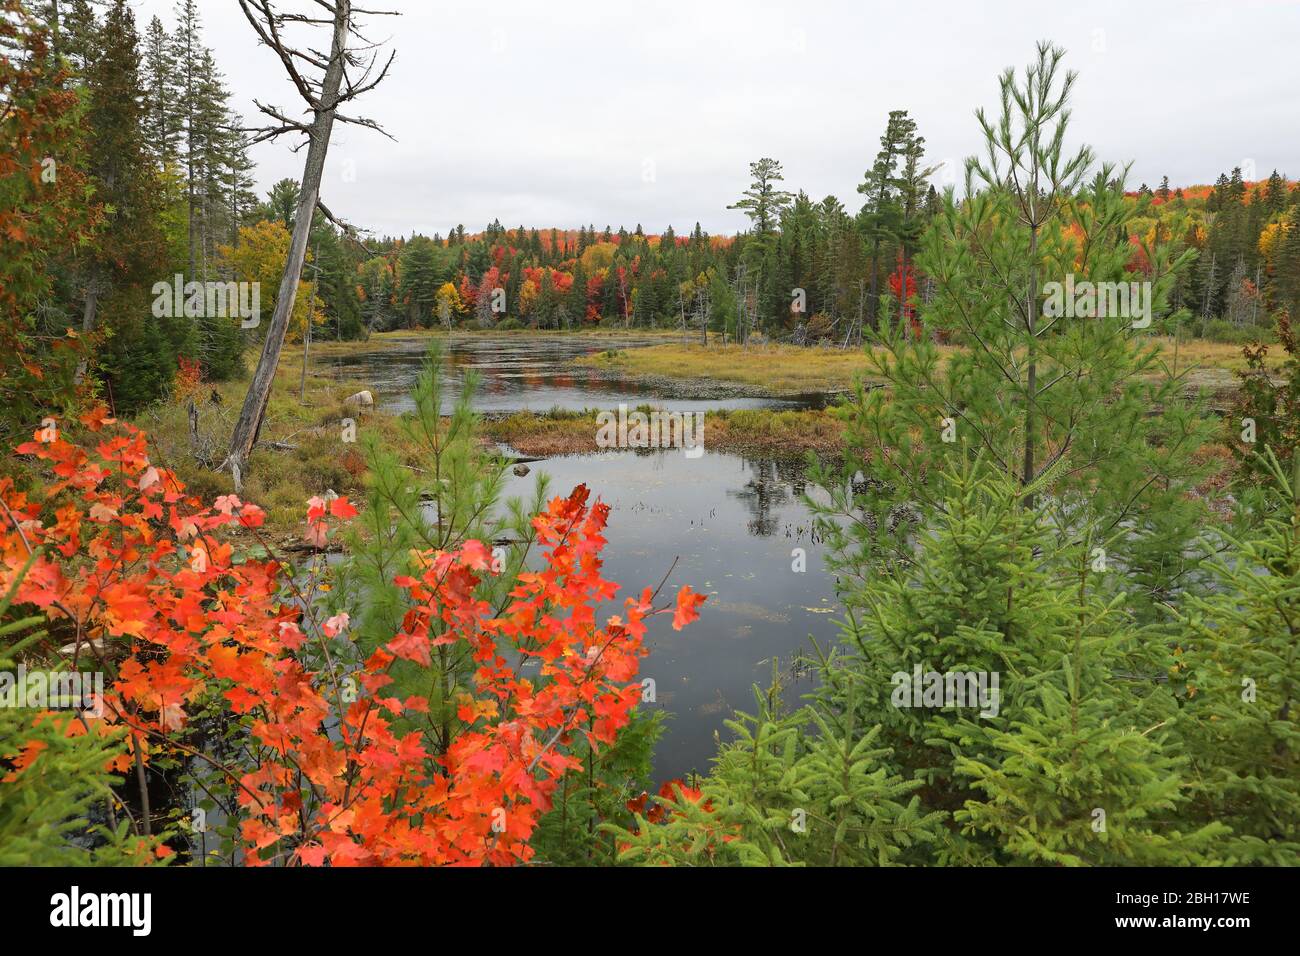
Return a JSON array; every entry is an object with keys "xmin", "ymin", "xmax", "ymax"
[
  {"xmin": 237, "ymin": 0, "xmax": 318, "ymax": 108},
  {"xmin": 317, "ymin": 199, "xmax": 380, "ymax": 256}
]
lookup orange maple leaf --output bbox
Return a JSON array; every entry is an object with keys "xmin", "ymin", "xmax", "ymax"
[{"xmin": 671, "ymin": 585, "xmax": 707, "ymax": 631}]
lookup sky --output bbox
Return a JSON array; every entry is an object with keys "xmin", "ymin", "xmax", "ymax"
[{"xmin": 131, "ymin": 0, "xmax": 1300, "ymax": 239}]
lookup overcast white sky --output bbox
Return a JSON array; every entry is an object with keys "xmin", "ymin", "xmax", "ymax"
[{"xmin": 131, "ymin": 0, "xmax": 1300, "ymax": 239}]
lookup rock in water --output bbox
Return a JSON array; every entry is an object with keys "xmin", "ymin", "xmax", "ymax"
[
  {"xmin": 343, "ymin": 390, "xmax": 374, "ymax": 412},
  {"xmin": 513, "ymin": 463, "xmax": 530, "ymax": 477}
]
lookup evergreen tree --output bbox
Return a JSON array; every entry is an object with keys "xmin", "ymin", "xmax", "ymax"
[
  {"xmin": 857, "ymin": 109, "xmax": 917, "ymax": 327},
  {"xmin": 0, "ymin": 0, "xmax": 101, "ymax": 447},
  {"xmin": 1175, "ymin": 450, "xmax": 1300, "ymax": 864},
  {"xmin": 727, "ymin": 157, "xmax": 794, "ymax": 237},
  {"xmin": 192, "ymin": 46, "xmax": 237, "ymax": 277},
  {"xmin": 140, "ymin": 15, "xmax": 177, "ymax": 166},
  {"xmin": 58, "ymin": 0, "xmax": 98, "ymax": 73},
  {"xmin": 0, "ymin": 560, "xmax": 165, "ymax": 864},
  {"xmin": 893, "ymin": 124, "xmax": 937, "ymax": 324},
  {"xmin": 815, "ymin": 42, "xmax": 1214, "ymax": 627},
  {"xmin": 335, "ymin": 348, "xmax": 551, "ymax": 755},
  {"xmin": 570, "ymin": 260, "xmax": 588, "ymax": 323},
  {"xmin": 1263, "ymin": 169, "xmax": 1289, "ymax": 215},
  {"xmin": 222, "ymin": 116, "xmax": 258, "ymax": 248},
  {"xmin": 611, "ymin": 659, "xmax": 944, "ymax": 866},
  {"xmin": 818, "ymin": 461, "xmax": 1223, "ymax": 864},
  {"xmin": 316, "ymin": 229, "xmax": 365, "ymax": 339},
  {"xmin": 256, "ymin": 178, "xmax": 301, "ymax": 231},
  {"xmin": 398, "ymin": 236, "xmax": 442, "ymax": 328},
  {"xmin": 169, "ymin": 0, "xmax": 203, "ymax": 281},
  {"xmin": 1231, "ymin": 305, "xmax": 1299, "ymax": 482},
  {"xmin": 1273, "ymin": 208, "xmax": 1300, "ymax": 318},
  {"xmin": 81, "ymin": 0, "xmax": 169, "ymax": 405}
]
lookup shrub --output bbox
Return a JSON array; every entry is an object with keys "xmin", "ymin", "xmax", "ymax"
[{"xmin": 0, "ymin": 394, "xmax": 704, "ymax": 865}]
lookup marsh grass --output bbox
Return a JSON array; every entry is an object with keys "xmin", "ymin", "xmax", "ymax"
[
  {"xmin": 576, "ymin": 336, "xmax": 1279, "ymax": 396},
  {"xmin": 484, "ymin": 405, "xmax": 846, "ymax": 457},
  {"xmin": 135, "ymin": 344, "xmax": 421, "ymax": 538}
]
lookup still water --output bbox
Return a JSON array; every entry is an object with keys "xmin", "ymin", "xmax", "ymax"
[
  {"xmin": 324, "ymin": 333, "xmax": 823, "ymax": 414},
  {"xmin": 329, "ymin": 335, "xmax": 844, "ymax": 780}
]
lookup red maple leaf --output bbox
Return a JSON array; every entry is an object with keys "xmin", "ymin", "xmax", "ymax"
[{"xmin": 672, "ymin": 585, "xmax": 707, "ymax": 631}]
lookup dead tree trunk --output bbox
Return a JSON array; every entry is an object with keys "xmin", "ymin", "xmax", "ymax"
[
  {"xmin": 225, "ymin": 0, "xmax": 395, "ymax": 490},
  {"xmin": 698, "ymin": 288, "xmax": 709, "ymax": 346},
  {"xmin": 226, "ymin": 9, "xmax": 345, "ymax": 486},
  {"xmin": 301, "ymin": 240, "xmax": 319, "ymax": 403},
  {"xmin": 73, "ymin": 284, "xmax": 98, "ymax": 386}
]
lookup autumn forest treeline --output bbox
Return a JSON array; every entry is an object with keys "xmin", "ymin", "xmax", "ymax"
[{"xmin": 6, "ymin": 0, "xmax": 1300, "ymax": 451}]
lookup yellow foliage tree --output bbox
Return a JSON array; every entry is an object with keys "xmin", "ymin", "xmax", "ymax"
[
  {"xmin": 578, "ymin": 242, "xmax": 617, "ymax": 272},
  {"xmin": 434, "ymin": 281, "xmax": 464, "ymax": 324},
  {"xmin": 219, "ymin": 220, "xmax": 323, "ymax": 343},
  {"xmin": 518, "ymin": 278, "xmax": 539, "ymax": 317},
  {"xmin": 1259, "ymin": 219, "xmax": 1287, "ymax": 262}
]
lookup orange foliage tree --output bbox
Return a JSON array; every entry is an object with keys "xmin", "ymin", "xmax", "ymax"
[{"xmin": 0, "ymin": 409, "xmax": 704, "ymax": 865}]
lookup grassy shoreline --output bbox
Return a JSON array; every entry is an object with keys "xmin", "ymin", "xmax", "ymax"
[
  {"xmin": 483, "ymin": 406, "xmax": 845, "ymax": 458},
  {"xmin": 301, "ymin": 325, "xmax": 683, "ymax": 357},
  {"xmin": 575, "ymin": 336, "xmax": 1276, "ymax": 397},
  {"xmin": 135, "ymin": 342, "xmax": 419, "ymax": 539}
]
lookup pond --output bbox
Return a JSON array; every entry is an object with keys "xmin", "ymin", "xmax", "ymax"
[
  {"xmin": 322, "ymin": 333, "xmax": 826, "ymax": 413},
  {"xmin": 328, "ymin": 334, "xmax": 845, "ymax": 781}
]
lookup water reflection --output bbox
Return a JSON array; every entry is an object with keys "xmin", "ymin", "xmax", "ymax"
[
  {"xmin": 504, "ymin": 450, "xmax": 839, "ymax": 781},
  {"xmin": 324, "ymin": 334, "xmax": 822, "ymax": 414},
  {"xmin": 728, "ymin": 458, "xmax": 794, "ymax": 536}
]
